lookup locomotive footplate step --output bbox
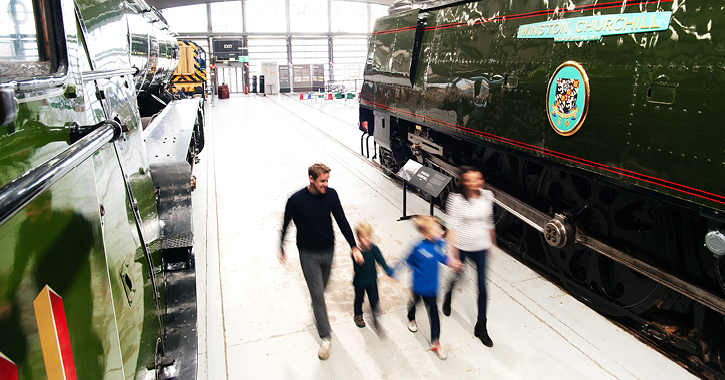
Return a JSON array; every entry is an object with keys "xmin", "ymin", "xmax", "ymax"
[{"xmin": 146, "ymin": 99, "xmax": 204, "ymax": 260}]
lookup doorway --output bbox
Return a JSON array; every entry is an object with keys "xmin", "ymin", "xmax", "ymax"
[{"xmin": 218, "ymin": 66, "xmax": 246, "ymax": 93}]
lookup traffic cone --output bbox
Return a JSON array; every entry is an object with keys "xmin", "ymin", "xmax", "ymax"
[
  {"xmin": 300, "ymin": 93, "xmax": 304, "ymax": 100},
  {"xmin": 328, "ymin": 93, "xmax": 333, "ymax": 100}
]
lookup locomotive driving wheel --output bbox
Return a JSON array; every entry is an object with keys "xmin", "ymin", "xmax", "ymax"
[{"xmin": 536, "ymin": 167, "xmax": 678, "ymax": 315}]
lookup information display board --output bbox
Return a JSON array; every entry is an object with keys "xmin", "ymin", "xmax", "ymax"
[
  {"xmin": 396, "ymin": 160, "xmax": 452, "ymax": 219},
  {"xmin": 278, "ymin": 65, "xmax": 290, "ymax": 93},
  {"xmin": 292, "ymin": 64, "xmax": 312, "ymax": 92},
  {"xmin": 261, "ymin": 62, "xmax": 278, "ymax": 94},
  {"xmin": 312, "ymin": 64, "xmax": 325, "ymax": 92},
  {"xmin": 407, "ymin": 166, "xmax": 452, "ymax": 198}
]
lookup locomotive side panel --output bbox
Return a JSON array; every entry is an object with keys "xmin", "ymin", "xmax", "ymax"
[
  {"xmin": 370, "ymin": 1, "xmax": 725, "ymax": 212},
  {"xmin": 76, "ymin": 2, "xmax": 168, "ymax": 372},
  {"xmin": 365, "ymin": 1, "xmax": 725, "ymax": 376},
  {"xmin": 0, "ymin": 163, "xmax": 125, "ymax": 378},
  {"xmin": 624, "ymin": 4, "xmax": 725, "ymax": 205},
  {"xmin": 91, "ymin": 144, "xmax": 161, "ymax": 379},
  {"xmin": 0, "ymin": 0, "xmax": 199, "ymax": 376}
]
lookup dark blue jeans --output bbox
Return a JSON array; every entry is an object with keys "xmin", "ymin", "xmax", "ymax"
[
  {"xmin": 354, "ymin": 283, "xmax": 380, "ymax": 317},
  {"xmin": 299, "ymin": 247, "xmax": 335, "ymax": 339},
  {"xmin": 408, "ymin": 293, "xmax": 440, "ymax": 343},
  {"xmin": 445, "ymin": 249, "xmax": 488, "ymax": 321}
]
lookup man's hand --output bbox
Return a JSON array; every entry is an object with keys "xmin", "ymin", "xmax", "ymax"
[
  {"xmin": 352, "ymin": 246, "xmax": 364, "ymax": 265},
  {"xmin": 279, "ymin": 249, "xmax": 286, "ymax": 264}
]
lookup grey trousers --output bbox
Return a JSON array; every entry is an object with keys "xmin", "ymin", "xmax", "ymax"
[{"xmin": 299, "ymin": 247, "xmax": 335, "ymax": 339}]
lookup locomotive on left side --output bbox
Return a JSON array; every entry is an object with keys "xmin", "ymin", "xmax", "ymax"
[{"xmin": 0, "ymin": 0, "xmax": 203, "ymax": 378}]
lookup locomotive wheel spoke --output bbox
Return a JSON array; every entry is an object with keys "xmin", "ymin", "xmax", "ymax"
[{"xmin": 537, "ymin": 167, "xmax": 677, "ymax": 315}]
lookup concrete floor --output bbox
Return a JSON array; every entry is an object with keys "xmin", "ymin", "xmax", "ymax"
[{"xmin": 192, "ymin": 93, "xmax": 696, "ymax": 379}]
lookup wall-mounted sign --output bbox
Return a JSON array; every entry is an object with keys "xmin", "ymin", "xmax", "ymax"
[
  {"xmin": 213, "ymin": 39, "xmax": 246, "ymax": 60},
  {"xmin": 547, "ymin": 61, "xmax": 590, "ymax": 136},
  {"xmin": 517, "ymin": 11, "xmax": 672, "ymax": 42}
]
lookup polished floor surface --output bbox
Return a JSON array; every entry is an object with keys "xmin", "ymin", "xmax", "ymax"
[{"xmin": 192, "ymin": 93, "xmax": 696, "ymax": 379}]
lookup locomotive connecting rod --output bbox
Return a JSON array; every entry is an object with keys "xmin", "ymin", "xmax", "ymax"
[
  {"xmin": 486, "ymin": 183, "xmax": 725, "ymax": 316},
  {"xmin": 422, "ymin": 154, "xmax": 725, "ymax": 314}
]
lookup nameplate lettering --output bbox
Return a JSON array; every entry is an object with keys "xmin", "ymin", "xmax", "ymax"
[{"xmin": 517, "ymin": 12, "xmax": 672, "ymax": 42}]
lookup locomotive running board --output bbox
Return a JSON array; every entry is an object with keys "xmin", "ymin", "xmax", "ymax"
[{"xmin": 486, "ymin": 183, "xmax": 725, "ymax": 316}]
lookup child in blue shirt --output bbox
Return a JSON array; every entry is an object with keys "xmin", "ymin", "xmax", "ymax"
[{"xmin": 405, "ymin": 215, "xmax": 462, "ymax": 360}]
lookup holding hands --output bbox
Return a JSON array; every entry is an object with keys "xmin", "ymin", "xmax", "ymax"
[
  {"xmin": 352, "ymin": 246, "xmax": 365, "ymax": 264},
  {"xmin": 447, "ymin": 257, "xmax": 463, "ymax": 272}
]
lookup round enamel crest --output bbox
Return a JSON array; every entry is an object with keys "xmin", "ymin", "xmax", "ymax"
[{"xmin": 547, "ymin": 61, "xmax": 590, "ymax": 136}]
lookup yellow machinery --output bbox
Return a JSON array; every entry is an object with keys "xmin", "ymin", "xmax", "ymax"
[{"xmin": 171, "ymin": 40, "xmax": 207, "ymax": 95}]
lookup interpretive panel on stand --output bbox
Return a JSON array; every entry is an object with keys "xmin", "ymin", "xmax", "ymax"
[{"xmin": 407, "ymin": 166, "xmax": 451, "ymax": 198}]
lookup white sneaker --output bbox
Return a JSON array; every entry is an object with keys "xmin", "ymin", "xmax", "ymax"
[
  {"xmin": 430, "ymin": 342, "xmax": 447, "ymax": 360},
  {"xmin": 318, "ymin": 338, "xmax": 331, "ymax": 360},
  {"xmin": 407, "ymin": 320, "xmax": 418, "ymax": 332}
]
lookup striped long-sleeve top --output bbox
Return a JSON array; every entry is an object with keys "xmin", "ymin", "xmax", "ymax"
[{"xmin": 445, "ymin": 189, "xmax": 495, "ymax": 251}]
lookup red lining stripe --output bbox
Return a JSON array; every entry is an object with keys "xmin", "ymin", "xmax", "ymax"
[
  {"xmin": 360, "ymin": 99, "xmax": 725, "ymax": 205},
  {"xmin": 372, "ymin": 25, "xmax": 417, "ymax": 36},
  {"xmin": 371, "ymin": 0, "xmax": 674, "ymax": 35},
  {"xmin": 50, "ymin": 291, "xmax": 77, "ymax": 380}
]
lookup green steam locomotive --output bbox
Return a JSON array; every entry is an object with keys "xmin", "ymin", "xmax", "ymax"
[
  {"xmin": 0, "ymin": 0, "xmax": 202, "ymax": 378},
  {"xmin": 361, "ymin": 0, "xmax": 725, "ymax": 376}
]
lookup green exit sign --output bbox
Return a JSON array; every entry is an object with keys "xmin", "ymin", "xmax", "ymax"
[{"xmin": 238, "ymin": 56, "xmax": 250, "ymax": 63}]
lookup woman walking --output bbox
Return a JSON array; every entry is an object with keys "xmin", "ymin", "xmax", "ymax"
[{"xmin": 442, "ymin": 166, "xmax": 496, "ymax": 347}]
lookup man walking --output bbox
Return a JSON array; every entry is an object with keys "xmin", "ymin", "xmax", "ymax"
[{"xmin": 280, "ymin": 163, "xmax": 363, "ymax": 360}]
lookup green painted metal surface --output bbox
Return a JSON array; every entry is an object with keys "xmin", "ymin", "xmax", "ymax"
[
  {"xmin": 363, "ymin": 0, "xmax": 725, "ymax": 212},
  {"xmin": 0, "ymin": 0, "xmax": 194, "ymax": 377}
]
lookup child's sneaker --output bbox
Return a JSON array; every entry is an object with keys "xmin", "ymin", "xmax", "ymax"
[
  {"xmin": 407, "ymin": 320, "xmax": 418, "ymax": 332},
  {"xmin": 430, "ymin": 342, "xmax": 447, "ymax": 360},
  {"xmin": 354, "ymin": 315, "xmax": 365, "ymax": 328}
]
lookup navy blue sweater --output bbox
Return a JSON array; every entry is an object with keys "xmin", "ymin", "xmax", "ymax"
[{"xmin": 281, "ymin": 187, "xmax": 356, "ymax": 251}]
